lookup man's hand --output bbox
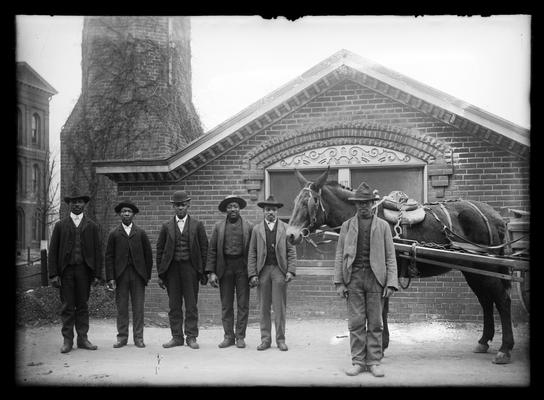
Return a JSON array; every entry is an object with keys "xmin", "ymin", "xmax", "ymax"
[
  {"xmin": 199, "ymin": 273, "xmax": 208, "ymax": 286},
  {"xmin": 249, "ymin": 276, "xmax": 259, "ymax": 288},
  {"xmin": 285, "ymin": 272, "xmax": 294, "ymax": 283},
  {"xmin": 158, "ymin": 278, "xmax": 167, "ymax": 290},
  {"xmin": 382, "ymin": 286, "xmax": 396, "ymax": 298},
  {"xmin": 335, "ymin": 283, "xmax": 348, "ymax": 298},
  {"xmin": 50, "ymin": 276, "xmax": 61, "ymax": 289},
  {"xmin": 209, "ymin": 273, "xmax": 219, "ymax": 288},
  {"xmin": 107, "ymin": 280, "xmax": 116, "ymax": 291},
  {"xmin": 92, "ymin": 277, "xmax": 101, "ymax": 287}
]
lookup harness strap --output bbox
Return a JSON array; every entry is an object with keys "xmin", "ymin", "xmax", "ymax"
[
  {"xmin": 439, "ymin": 203, "xmax": 452, "ymax": 231},
  {"xmin": 465, "ymin": 200, "xmax": 493, "ymax": 245}
]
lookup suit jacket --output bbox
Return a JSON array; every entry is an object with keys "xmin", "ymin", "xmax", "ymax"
[
  {"xmin": 105, "ymin": 223, "xmax": 153, "ymax": 284},
  {"xmin": 333, "ymin": 215, "xmax": 399, "ymax": 289},
  {"xmin": 47, "ymin": 215, "xmax": 104, "ymax": 279},
  {"xmin": 247, "ymin": 219, "xmax": 296, "ymax": 279},
  {"xmin": 156, "ymin": 215, "xmax": 208, "ymax": 280},
  {"xmin": 205, "ymin": 217, "xmax": 253, "ymax": 279}
]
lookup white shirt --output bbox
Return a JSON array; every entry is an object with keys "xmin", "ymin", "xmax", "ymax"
[
  {"xmin": 70, "ymin": 212, "xmax": 83, "ymax": 227},
  {"xmin": 265, "ymin": 219, "xmax": 276, "ymax": 231},
  {"xmin": 176, "ymin": 215, "xmax": 188, "ymax": 233},
  {"xmin": 122, "ymin": 223, "xmax": 132, "ymax": 236}
]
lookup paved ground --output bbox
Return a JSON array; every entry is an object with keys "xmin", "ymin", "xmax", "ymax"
[{"xmin": 15, "ymin": 318, "xmax": 530, "ymax": 387}]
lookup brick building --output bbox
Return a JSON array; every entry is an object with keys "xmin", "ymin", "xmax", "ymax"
[
  {"xmin": 91, "ymin": 49, "xmax": 529, "ymax": 324},
  {"xmin": 16, "ymin": 62, "xmax": 57, "ymax": 255}
]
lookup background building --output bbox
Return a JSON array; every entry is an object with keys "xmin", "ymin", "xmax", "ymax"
[{"xmin": 16, "ymin": 61, "xmax": 57, "ymax": 256}]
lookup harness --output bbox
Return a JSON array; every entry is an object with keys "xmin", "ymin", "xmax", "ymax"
[{"xmin": 299, "ymin": 185, "xmax": 328, "ymax": 248}]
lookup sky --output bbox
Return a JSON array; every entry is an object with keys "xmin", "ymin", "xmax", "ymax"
[{"xmin": 15, "ymin": 15, "xmax": 531, "ymax": 161}]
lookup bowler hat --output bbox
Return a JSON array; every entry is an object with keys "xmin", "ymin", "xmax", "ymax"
[
  {"xmin": 257, "ymin": 195, "xmax": 284, "ymax": 209},
  {"xmin": 170, "ymin": 190, "xmax": 191, "ymax": 204},
  {"xmin": 347, "ymin": 182, "xmax": 380, "ymax": 202},
  {"xmin": 64, "ymin": 189, "xmax": 90, "ymax": 204},
  {"xmin": 218, "ymin": 195, "xmax": 247, "ymax": 212},
  {"xmin": 114, "ymin": 200, "xmax": 139, "ymax": 214}
]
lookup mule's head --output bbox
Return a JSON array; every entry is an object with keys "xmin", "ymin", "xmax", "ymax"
[{"xmin": 286, "ymin": 168, "xmax": 329, "ymax": 245}]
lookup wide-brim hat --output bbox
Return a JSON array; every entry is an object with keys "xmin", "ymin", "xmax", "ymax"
[
  {"xmin": 218, "ymin": 195, "xmax": 247, "ymax": 212},
  {"xmin": 64, "ymin": 190, "xmax": 90, "ymax": 204},
  {"xmin": 114, "ymin": 200, "xmax": 139, "ymax": 214},
  {"xmin": 347, "ymin": 182, "xmax": 380, "ymax": 202},
  {"xmin": 257, "ymin": 195, "xmax": 284, "ymax": 209},
  {"xmin": 170, "ymin": 190, "xmax": 191, "ymax": 204}
]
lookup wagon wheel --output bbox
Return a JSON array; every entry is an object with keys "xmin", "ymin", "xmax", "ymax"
[{"xmin": 516, "ymin": 269, "xmax": 530, "ymax": 314}]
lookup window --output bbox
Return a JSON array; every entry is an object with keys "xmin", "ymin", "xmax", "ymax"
[
  {"xmin": 32, "ymin": 210, "xmax": 41, "ymax": 241},
  {"xmin": 17, "ymin": 108, "xmax": 23, "ymax": 144},
  {"xmin": 31, "ymin": 113, "xmax": 40, "ymax": 145},
  {"xmin": 32, "ymin": 164, "xmax": 40, "ymax": 194},
  {"xmin": 17, "ymin": 162, "xmax": 24, "ymax": 195},
  {"xmin": 17, "ymin": 208, "xmax": 25, "ymax": 248}
]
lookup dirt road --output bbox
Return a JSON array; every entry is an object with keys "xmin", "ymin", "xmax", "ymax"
[{"xmin": 15, "ymin": 319, "xmax": 530, "ymax": 387}]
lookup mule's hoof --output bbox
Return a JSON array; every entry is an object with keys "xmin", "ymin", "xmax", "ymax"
[
  {"xmin": 492, "ymin": 351, "xmax": 511, "ymax": 364},
  {"xmin": 473, "ymin": 343, "xmax": 489, "ymax": 353}
]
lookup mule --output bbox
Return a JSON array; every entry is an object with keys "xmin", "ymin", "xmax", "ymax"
[{"xmin": 286, "ymin": 168, "xmax": 514, "ymax": 364}]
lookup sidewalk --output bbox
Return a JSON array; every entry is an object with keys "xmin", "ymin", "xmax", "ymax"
[{"xmin": 15, "ymin": 319, "xmax": 530, "ymax": 387}]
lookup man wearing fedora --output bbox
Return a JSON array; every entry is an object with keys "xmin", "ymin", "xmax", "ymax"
[
  {"xmin": 248, "ymin": 195, "xmax": 296, "ymax": 351},
  {"xmin": 156, "ymin": 190, "xmax": 208, "ymax": 349},
  {"xmin": 206, "ymin": 195, "xmax": 253, "ymax": 349},
  {"xmin": 105, "ymin": 200, "xmax": 153, "ymax": 349},
  {"xmin": 334, "ymin": 182, "xmax": 398, "ymax": 378},
  {"xmin": 48, "ymin": 190, "xmax": 103, "ymax": 353}
]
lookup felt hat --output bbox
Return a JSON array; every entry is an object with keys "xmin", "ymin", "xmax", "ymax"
[
  {"xmin": 347, "ymin": 182, "xmax": 380, "ymax": 202},
  {"xmin": 63, "ymin": 189, "xmax": 90, "ymax": 204},
  {"xmin": 114, "ymin": 200, "xmax": 139, "ymax": 214},
  {"xmin": 257, "ymin": 195, "xmax": 284, "ymax": 209},
  {"xmin": 218, "ymin": 195, "xmax": 247, "ymax": 212},
  {"xmin": 170, "ymin": 190, "xmax": 191, "ymax": 204}
]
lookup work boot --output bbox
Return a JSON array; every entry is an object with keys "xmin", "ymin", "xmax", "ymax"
[
  {"xmin": 134, "ymin": 339, "xmax": 146, "ymax": 348},
  {"xmin": 277, "ymin": 341, "xmax": 288, "ymax": 351},
  {"xmin": 368, "ymin": 364, "xmax": 385, "ymax": 377},
  {"xmin": 218, "ymin": 338, "xmax": 235, "ymax": 348},
  {"xmin": 113, "ymin": 339, "xmax": 128, "ymax": 348},
  {"xmin": 186, "ymin": 337, "xmax": 200, "ymax": 349},
  {"xmin": 60, "ymin": 339, "xmax": 73, "ymax": 354},
  {"xmin": 256, "ymin": 342, "xmax": 271, "ymax": 351},
  {"xmin": 162, "ymin": 338, "xmax": 184, "ymax": 348},
  {"xmin": 235, "ymin": 338, "xmax": 246, "ymax": 348},
  {"xmin": 77, "ymin": 338, "xmax": 98, "ymax": 350},
  {"xmin": 345, "ymin": 364, "xmax": 366, "ymax": 376}
]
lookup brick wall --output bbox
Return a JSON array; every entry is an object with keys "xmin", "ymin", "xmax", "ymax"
[{"xmin": 111, "ymin": 79, "xmax": 528, "ymax": 324}]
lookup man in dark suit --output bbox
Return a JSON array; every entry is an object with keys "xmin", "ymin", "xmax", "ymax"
[
  {"xmin": 156, "ymin": 190, "xmax": 208, "ymax": 349},
  {"xmin": 105, "ymin": 200, "xmax": 153, "ymax": 349},
  {"xmin": 206, "ymin": 195, "xmax": 253, "ymax": 349},
  {"xmin": 48, "ymin": 190, "xmax": 103, "ymax": 354},
  {"xmin": 248, "ymin": 195, "xmax": 297, "ymax": 351}
]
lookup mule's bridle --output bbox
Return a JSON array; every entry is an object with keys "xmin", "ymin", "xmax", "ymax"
[{"xmin": 300, "ymin": 184, "xmax": 327, "ymax": 238}]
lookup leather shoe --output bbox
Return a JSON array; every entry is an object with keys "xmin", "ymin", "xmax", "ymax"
[
  {"xmin": 235, "ymin": 338, "xmax": 246, "ymax": 348},
  {"xmin": 345, "ymin": 364, "xmax": 366, "ymax": 376},
  {"xmin": 368, "ymin": 364, "xmax": 385, "ymax": 377},
  {"xmin": 256, "ymin": 342, "xmax": 271, "ymax": 351},
  {"xmin": 277, "ymin": 341, "xmax": 288, "ymax": 351},
  {"xmin": 186, "ymin": 338, "xmax": 200, "ymax": 349},
  {"xmin": 60, "ymin": 340, "xmax": 73, "ymax": 354},
  {"xmin": 134, "ymin": 340, "xmax": 146, "ymax": 348},
  {"xmin": 218, "ymin": 338, "xmax": 235, "ymax": 348},
  {"xmin": 77, "ymin": 339, "xmax": 98, "ymax": 350},
  {"xmin": 162, "ymin": 338, "xmax": 184, "ymax": 348},
  {"xmin": 113, "ymin": 339, "xmax": 128, "ymax": 348}
]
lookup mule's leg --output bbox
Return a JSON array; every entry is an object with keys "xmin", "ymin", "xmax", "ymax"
[
  {"xmin": 492, "ymin": 284, "xmax": 514, "ymax": 364},
  {"xmin": 382, "ymin": 297, "xmax": 389, "ymax": 353},
  {"xmin": 463, "ymin": 273, "xmax": 494, "ymax": 353}
]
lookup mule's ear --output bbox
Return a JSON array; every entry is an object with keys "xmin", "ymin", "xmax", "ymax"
[
  {"xmin": 294, "ymin": 169, "xmax": 309, "ymax": 188},
  {"xmin": 313, "ymin": 166, "xmax": 330, "ymax": 190}
]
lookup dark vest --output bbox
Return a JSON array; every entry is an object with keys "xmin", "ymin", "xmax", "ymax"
[
  {"xmin": 224, "ymin": 218, "xmax": 244, "ymax": 256},
  {"xmin": 174, "ymin": 219, "xmax": 190, "ymax": 261},
  {"xmin": 353, "ymin": 216, "xmax": 372, "ymax": 270},
  {"xmin": 264, "ymin": 221, "xmax": 278, "ymax": 266},
  {"xmin": 69, "ymin": 221, "xmax": 84, "ymax": 265},
  {"xmin": 124, "ymin": 225, "xmax": 135, "ymax": 267}
]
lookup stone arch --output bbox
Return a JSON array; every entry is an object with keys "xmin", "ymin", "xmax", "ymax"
[
  {"xmin": 245, "ymin": 121, "xmax": 452, "ymax": 170},
  {"xmin": 242, "ymin": 121, "xmax": 454, "ymax": 199}
]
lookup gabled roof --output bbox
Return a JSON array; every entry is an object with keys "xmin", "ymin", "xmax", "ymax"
[
  {"xmin": 16, "ymin": 61, "xmax": 58, "ymax": 96},
  {"xmin": 94, "ymin": 49, "xmax": 530, "ymax": 183}
]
